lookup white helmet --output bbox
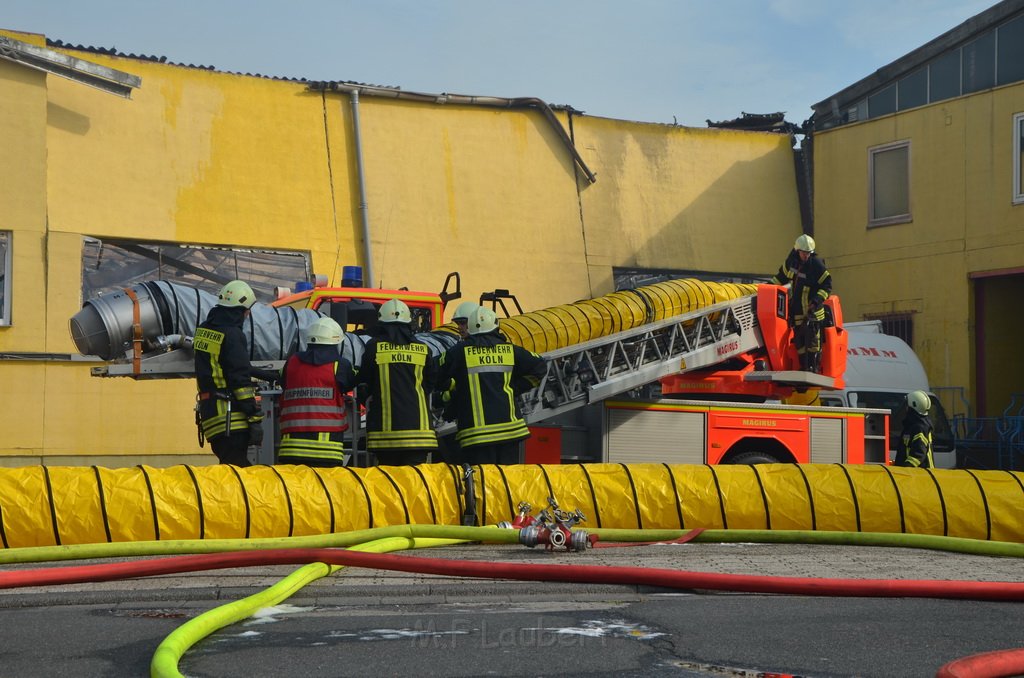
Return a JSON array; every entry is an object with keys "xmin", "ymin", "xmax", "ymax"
[
  {"xmin": 217, "ymin": 280, "xmax": 256, "ymax": 309},
  {"xmin": 452, "ymin": 301, "xmax": 479, "ymax": 322},
  {"xmin": 378, "ymin": 298, "xmax": 411, "ymax": 324},
  {"xmin": 794, "ymin": 234, "xmax": 816, "ymax": 253},
  {"xmin": 468, "ymin": 306, "xmax": 499, "ymax": 335},
  {"xmin": 907, "ymin": 390, "xmax": 931, "ymax": 416},
  {"xmin": 306, "ymin": 317, "xmax": 343, "ymax": 346}
]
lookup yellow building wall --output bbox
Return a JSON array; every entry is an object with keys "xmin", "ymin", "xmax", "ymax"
[
  {"xmin": 813, "ymin": 82, "xmax": 1024, "ymax": 409},
  {"xmin": 322, "ymin": 97, "xmax": 591, "ymax": 308},
  {"xmin": 0, "ymin": 29, "xmax": 803, "ymax": 465},
  {"xmin": 574, "ymin": 116, "xmax": 802, "ymax": 292},
  {"xmin": 0, "ymin": 54, "xmax": 48, "ymax": 347}
]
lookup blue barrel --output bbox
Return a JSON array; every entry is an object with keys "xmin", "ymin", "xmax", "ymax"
[{"xmin": 342, "ymin": 265, "xmax": 363, "ymax": 288}]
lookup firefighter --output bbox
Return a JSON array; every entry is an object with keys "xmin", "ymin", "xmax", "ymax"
[
  {"xmin": 771, "ymin": 234, "xmax": 833, "ymax": 373},
  {"xmin": 193, "ymin": 280, "xmax": 273, "ymax": 467},
  {"xmin": 451, "ymin": 301, "xmax": 480, "ymax": 339},
  {"xmin": 437, "ymin": 306, "xmax": 546, "ymax": 465},
  {"xmin": 277, "ymin": 317, "xmax": 356, "ymax": 467},
  {"xmin": 895, "ymin": 390, "xmax": 935, "ymax": 468},
  {"xmin": 357, "ymin": 298, "xmax": 439, "ymax": 465}
]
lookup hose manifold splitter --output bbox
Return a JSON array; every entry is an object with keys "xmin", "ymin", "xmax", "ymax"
[{"xmin": 497, "ymin": 497, "xmax": 595, "ymax": 552}]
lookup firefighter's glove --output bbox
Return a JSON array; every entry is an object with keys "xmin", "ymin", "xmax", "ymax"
[
  {"xmin": 247, "ymin": 417, "xmax": 264, "ymax": 447},
  {"xmin": 236, "ymin": 397, "xmax": 259, "ymax": 417}
]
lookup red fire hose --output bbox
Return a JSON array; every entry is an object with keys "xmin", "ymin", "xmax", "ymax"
[{"xmin": 3, "ymin": 547, "xmax": 1024, "ymax": 602}]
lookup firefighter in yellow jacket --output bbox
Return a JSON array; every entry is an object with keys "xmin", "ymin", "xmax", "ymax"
[
  {"xmin": 277, "ymin": 317, "xmax": 355, "ymax": 467},
  {"xmin": 438, "ymin": 306, "xmax": 546, "ymax": 465},
  {"xmin": 771, "ymin": 234, "xmax": 833, "ymax": 372},
  {"xmin": 895, "ymin": 390, "xmax": 935, "ymax": 468},
  {"xmin": 193, "ymin": 280, "xmax": 268, "ymax": 467},
  {"xmin": 357, "ymin": 299, "xmax": 439, "ymax": 465}
]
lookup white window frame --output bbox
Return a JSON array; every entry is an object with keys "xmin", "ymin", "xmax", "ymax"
[
  {"xmin": 868, "ymin": 140, "xmax": 912, "ymax": 227},
  {"xmin": 0, "ymin": 231, "xmax": 10, "ymax": 326},
  {"xmin": 1014, "ymin": 112, "xmax": 1024, "ymax": 205}
]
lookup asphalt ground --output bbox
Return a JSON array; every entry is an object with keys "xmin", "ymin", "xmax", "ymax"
[{"xmin": 1, "ymin": 540, "xmax": 1023, "ymax": 677}]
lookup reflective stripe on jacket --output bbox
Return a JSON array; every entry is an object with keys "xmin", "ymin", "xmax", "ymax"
[
  {"xmin": 438, "ymin": 333, "xmax": 546, "ymax": 450},
  {"xmin": 772, "ymin": 249, "xmax": 832, "ymax": 322},
  {"xmin": 896, "ymin": 412, "xmax": 934, "ymax": 468},
  {"xmin": 279, "ymin": 357, "xmax": 348, "ymax": 434},
  {"xmin": 194, "ymin": 308, "xmax": 257, "ymax": 440},
  {"xmin": 359, "ymin": 338, "xmax": 438, "ymax": 450}
]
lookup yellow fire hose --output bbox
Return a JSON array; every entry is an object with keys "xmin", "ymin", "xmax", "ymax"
[{"xmin": 0, "ymin": 462, "xmax": 1021, "ymax": 547}]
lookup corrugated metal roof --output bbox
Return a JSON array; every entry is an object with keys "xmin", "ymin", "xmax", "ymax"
[{"xmin": 44, "ymin": 37, "xmax": 393, "ymax": 88}]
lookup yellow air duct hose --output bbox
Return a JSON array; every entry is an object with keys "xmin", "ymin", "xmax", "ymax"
[
  {"xmin": 496, "ymin": 278, "xmax": 757, "ymax": 353},
  {"xmin": 1, "ymin": 463, "xmax": 1022, "ymax": 547}
]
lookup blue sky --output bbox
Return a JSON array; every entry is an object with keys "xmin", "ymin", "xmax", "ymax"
[{"xmin": 5, "ymin": 0, "xmax": 998, "ymax": 127}]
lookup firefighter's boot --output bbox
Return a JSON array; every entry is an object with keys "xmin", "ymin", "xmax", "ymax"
[{"xmin": 808, "ymin": 351, "xmax": 821, "ymax": 374}]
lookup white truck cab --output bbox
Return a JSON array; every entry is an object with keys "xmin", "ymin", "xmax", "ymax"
[{"xmin": 817, "ymin": 321, "xmax": 957, "ymax": 468}]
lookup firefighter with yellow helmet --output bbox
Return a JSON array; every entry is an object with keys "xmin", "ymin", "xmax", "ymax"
[
  {"xmin": 437, "ymin": 306, "xmax": 546, "ymax": 465},
  {"xmin": 895, "ymin": 390, "xmax": 935, "ymax": 468},
  {"xmin": 193, "ymin": 280, "xmax": 270, "ymax": 466},
  {"xmin": 356, "ymin": 298, "xmax": 439, "ymax": 465},
  {"xmin": 771, "ymin": 234, "xmax": 833, "ymax": 372},
  {"xmin": 277, "ymin": 316, "xmax": 356, "ymax": 467}
]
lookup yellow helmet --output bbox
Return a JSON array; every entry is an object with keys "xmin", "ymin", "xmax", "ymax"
[
  {"xmin": 452, "ymin": 301, "xmax": 479, "ymax": 322},
  {"xmin": 378, "ymin": 298, "xmax": 412, "ymax": 324},
  {"xmin": 306, "ymin": 317, "xmax": 343, "ymax": 346},
  {"xmin": 468, "ymin": 306, "xmax": 499, "ymax": 335},
  {"xmin": 794, "ymin": 234, "xmax": 816, "ymax": 253},
  {"xmin": 217, "ymin": 280, "xmax": 256, "ymax": 309},
  {"xmin": 907, "ymin": 390, "xmax": 931, "ymax": 416}
]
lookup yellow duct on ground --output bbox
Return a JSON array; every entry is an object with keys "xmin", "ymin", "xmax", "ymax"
[
  {"xmin": 0, "ymin": 463, "xmax": 1021, "ymax": 548},
  {"xmin": 497, "ymin": 279, "xmax": 759, "ymax": 354}
]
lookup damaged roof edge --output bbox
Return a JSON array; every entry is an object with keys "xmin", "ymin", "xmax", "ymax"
[{"xmin": 0, "ymin": 34, "xmax": 141, "ymax": 97}]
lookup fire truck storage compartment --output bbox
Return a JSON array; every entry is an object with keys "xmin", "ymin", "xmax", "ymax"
[
  {"xmin": 603, "ymin": 404, "xmax": 706, "ymax": 465},
  {"xmin": 601, "ymin": 399, "xmax": 890, "ymax": 465}
]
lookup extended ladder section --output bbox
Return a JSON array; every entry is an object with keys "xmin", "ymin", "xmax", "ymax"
[{"xmin": 519, "ymin": 294, "xmax": 762, "ymax": 424}]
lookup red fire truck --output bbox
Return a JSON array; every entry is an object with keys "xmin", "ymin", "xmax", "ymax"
[{"xmin": 76, "ymin": 277, "xmax": 888, "ymax": 466}]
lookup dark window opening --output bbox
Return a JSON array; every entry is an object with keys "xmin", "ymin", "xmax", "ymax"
[
  {"xmin": 868, "ymin": 84, "xmax": 897, "ymax": 118},
  {"xmin": 963, "ymin": 32, "xmax": 995, "ymax": 93},
  {"xmin": 863, "ymin": 312, "xmax": 914, "ymax": 347},
  {"xmin": 82, "ymin": 238, "xmax": 312, "ymax": 304},
  {"xmin": 898, "ymin": 69, "xmax": 928, "ymax": 110},
  {"xmin": 929, "ymin": 50, "xmax": 962, "ymax": 103},
  {"xmin": 997, "ymin": 13, "xmax": 1024, "ymax": 86}
]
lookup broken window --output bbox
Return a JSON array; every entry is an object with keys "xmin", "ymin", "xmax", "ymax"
[{"xmin": 81, "ymin": 238, "xmax": 312, "ymax": 304}]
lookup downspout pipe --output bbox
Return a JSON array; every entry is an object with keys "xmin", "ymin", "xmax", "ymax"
[
  {"xmin": 310, "ymin": 82, "xmax": 597, "ymax": 185},
  {"xmin": 347, "ymin": 89, "xmax": 375, "ymax": 288}
]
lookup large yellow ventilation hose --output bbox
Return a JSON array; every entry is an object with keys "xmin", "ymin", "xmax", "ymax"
[
  {"xmin": 497, "ymin": 279, "xmax": 758, "ymax": 353},
  {"xmin": 1, "ymin": 463, "xmax": 1021, "ymax": 548}
]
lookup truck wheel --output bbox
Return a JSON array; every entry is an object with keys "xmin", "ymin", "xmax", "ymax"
[{"xmin": 728, "ymin": 451, "xmax": 780, "ymax": 465}]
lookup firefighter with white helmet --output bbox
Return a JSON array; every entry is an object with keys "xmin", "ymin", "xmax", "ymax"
[
  {"xmin": 437, "ymin": 306, "xmax": 546, "ymax": 465},
  {"xmin": 355, "ymin": 298, "xmax": 439, "ymax": 465},
  {"xmin": 451, "ymin": 300, "xmax": 480, "ymax": 339},
  {"xmin": 193, "ymin": 280, "xmax": 270, "ymax": 466},
  {"xmin": 895, "ymin": 390, "xmax": 934, "ymax": 468},
  {"xmin": 771, "ymin": 233, "xmax": 833, "ymax": 372},
  {"xmin": 276, "ymin": 316, "xmax": 355, "ymax": 467}
]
